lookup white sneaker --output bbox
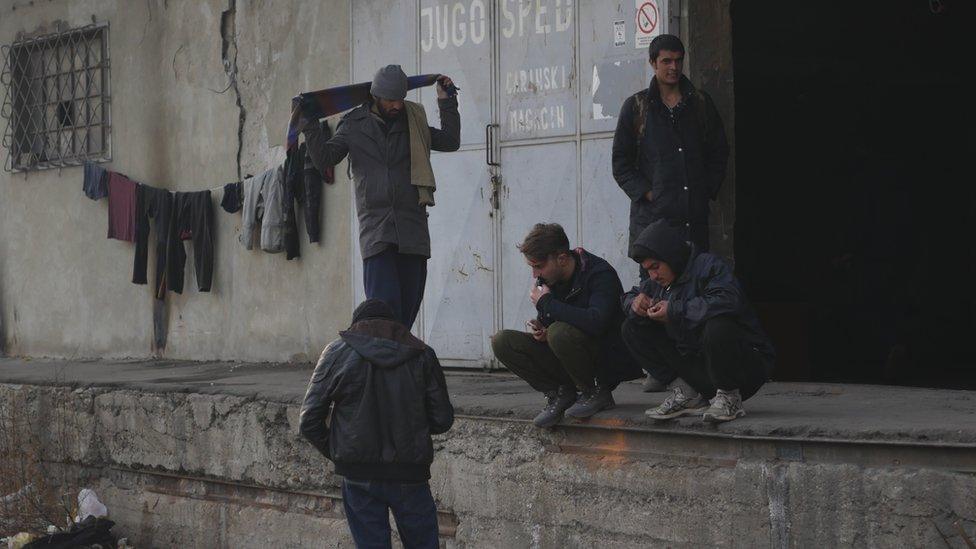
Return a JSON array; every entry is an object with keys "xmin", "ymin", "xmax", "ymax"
[
  {"xmin": 702, "ymin": 389, "xmax": 746, "ymax": 423},
  {"xmin": 645, "ymin": 385, "xmax": 707, "ymax": 420}
]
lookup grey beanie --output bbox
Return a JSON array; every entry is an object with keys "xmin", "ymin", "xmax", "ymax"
[{"xmin": 370, "ymin": 64, "xmax": 408, "ymax": 101}]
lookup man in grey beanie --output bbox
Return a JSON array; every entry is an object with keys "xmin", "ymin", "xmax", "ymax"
[{"xmin": 303, "ymin": 65, "xmax": 460, "ymax": 328}]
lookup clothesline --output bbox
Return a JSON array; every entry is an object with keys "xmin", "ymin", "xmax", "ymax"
[{"xmin": 81, "ymin": 129, "xmax": 333, "ymax": 302}]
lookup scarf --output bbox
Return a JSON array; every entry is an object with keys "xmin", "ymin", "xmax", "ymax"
[
  {"xmin": 286, "ymin": 74, "xmax": 442, "ymax": 151},
  {"xmin": 405, "ymin": 101, "xmax": 436, "ymax": 206}
]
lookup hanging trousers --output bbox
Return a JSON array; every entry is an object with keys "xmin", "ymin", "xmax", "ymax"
[
  {"xmin": 167, "ymin": 190, "xmax": 215, "ymax": 294},
  {"xmin": 132, "ymin": 185, "xmax": 173, "ymax": 299}
]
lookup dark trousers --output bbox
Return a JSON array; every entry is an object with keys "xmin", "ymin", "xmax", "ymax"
[
  {"xmin": 491, "ymin": 322, "xmax": 599, "ymax": 391},
  {"xmin": 363, "ymin": 248, "xmax": 427, "ymax": 329},
  {"xmin": 167, "ymin": 190, "xmax": 215, "ymax": 293},
  {"xmin": 621, "ymin": 315, "xmax": 770, "ymax": 400},
  {"xmin": 133, "ymin": 185, "xmax": 173, "ymax": 299},
  {"xmin": 341, "ymin": 478, "xmax": 439, "ymax": 549}
]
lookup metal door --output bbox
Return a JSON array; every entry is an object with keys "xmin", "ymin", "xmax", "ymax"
[
  {"xmin": 351, "ymin": 0, "xmax": 497, "ymax": 367},
  {"xmin": 495, "ymin": 0, "xmax": 666, "ymax": 332},
  {"xmin": 350, "ymin": 0, "xmax": 672, "ymax": 366}
]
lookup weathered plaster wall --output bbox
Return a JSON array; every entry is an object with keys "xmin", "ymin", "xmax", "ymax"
[{"xmin": 0, "ymin": 0, "xmax": 352, "ymax": 360}]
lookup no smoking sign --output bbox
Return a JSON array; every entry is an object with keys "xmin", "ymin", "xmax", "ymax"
[{"xmin": 635, "ymin": 0, "xmax": 662, "ymax": 49}]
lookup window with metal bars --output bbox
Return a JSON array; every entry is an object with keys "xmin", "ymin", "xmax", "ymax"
[{"xmin": 1, "ymin": 23, "xmax": 111, "ymax": 172}]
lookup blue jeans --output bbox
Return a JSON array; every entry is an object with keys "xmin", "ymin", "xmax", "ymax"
[
  {"xmin": 362, "ymin": 248, "xmax": 428, "ymax": 329},
  {"xmin": 341, "ymin": 478, "xmax": 439, "ymax": 549}
]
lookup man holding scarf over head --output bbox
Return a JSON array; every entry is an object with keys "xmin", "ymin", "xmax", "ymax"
[{"xmin": 302, "ymin": 65, "xmax": 460, "ymax": 328}]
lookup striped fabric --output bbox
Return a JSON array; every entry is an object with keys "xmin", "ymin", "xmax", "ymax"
[{"xmin": 286, "ymin": 74, "xmax": 444, "ymax": 151}]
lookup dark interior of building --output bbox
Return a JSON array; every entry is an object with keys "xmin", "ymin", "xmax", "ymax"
[{"xmin": 732, "ymin": 0, "xmax": 975, "ymax": 388}]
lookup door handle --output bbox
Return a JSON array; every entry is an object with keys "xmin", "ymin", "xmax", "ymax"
[{"xmin": 485, "ymin": 123, "xmax": 500, "ymax": 167}]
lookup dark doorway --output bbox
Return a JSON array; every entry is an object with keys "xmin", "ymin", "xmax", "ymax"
[{"xmin": 732, "ymin": 1, "xmax": 976, "ymax": 388}]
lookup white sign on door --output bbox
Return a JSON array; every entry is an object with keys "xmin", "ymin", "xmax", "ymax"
[
  {"xmin": 635, "ymin": 0, "xmax": 661, "ymax": 49},
  {"xmin": 613, "ymin": 20, "xmax": 626, "ymax": 47}
]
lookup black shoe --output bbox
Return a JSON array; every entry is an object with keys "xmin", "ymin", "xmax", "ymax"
[
  {"xmin": 532, "ymin": 386, "xmax": 578, "ymax": 428},
  {"xmin": 564, "ymin": 384, "xmax": 615, "ymax": 419}
]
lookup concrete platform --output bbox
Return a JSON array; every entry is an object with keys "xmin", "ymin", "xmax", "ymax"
[
  {"xmin": 2, "ymin": 357, "xmax": 976, "ymax": 548},
  {"xmin": 2, "ymin": 357, "xmax": 976, "ymax": 446}
]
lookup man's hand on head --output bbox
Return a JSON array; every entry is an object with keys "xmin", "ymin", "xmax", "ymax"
[
  {"xmin": 647, "ymin": 300, "xmax": 669, "ymax": 323},
  {"xmin": 436, "ymin": 75, "xmax": 455, "ymax": 99},
  {"xmin": 530, "ymin": 282, "xmax": 550, "ymax": 306}
]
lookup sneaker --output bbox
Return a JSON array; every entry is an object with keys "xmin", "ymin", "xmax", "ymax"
[
  {"xmin": 702, "ymin": 389, "xmax": 746, "ymax": 423},
  {"xmin": 532, "ymin": 386, "xmax": 578, "ymax": 428},
  {"xmin": 564, "ymin": 384, "xmax": 615, "ymax": 419},
  {"xmin": 641, "ymin": 374, "xmax": 668, "ymax": 392},
  {"xmin": 645, "ymin": 385, "xmax": 707, "ymax": 420}
]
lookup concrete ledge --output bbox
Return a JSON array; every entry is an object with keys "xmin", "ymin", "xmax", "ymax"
[
  {"xmin": 2, "ymin": 357, "xmax": 976, "ymax": 446},
  {"xmin": 2, "ymin": 358, "xmax": 976, "ymax": 547}
]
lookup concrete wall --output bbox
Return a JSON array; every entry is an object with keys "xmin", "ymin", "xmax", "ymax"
[
  {"xmin": 0, "ymin": 0, "xmax": 353, "ymax": 361},
  {"xmin": 4, "ymin": 382, "xmax": 975, "ymax": 548}
]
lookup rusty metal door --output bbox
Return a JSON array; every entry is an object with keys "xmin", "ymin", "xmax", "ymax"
[{"xmin": 350, "ymin": 0, "xmax": 673, "ymax": 367}]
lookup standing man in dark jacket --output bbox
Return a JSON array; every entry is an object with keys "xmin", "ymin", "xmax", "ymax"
[
  {"xmin": 491, "ymin": 223, "xmax": 642, "ymax": 428},
  {"xmin": 612, "ymin": 34, "xmax": 729, "ymax": 392},
  {"xmin": 303, "ymin": 65, "xmax": 460, "ymax": 328},
  {"xmin": 300, "ymin": 299, "xmax": 454, "ymax": 548},
  {"xmin": 620, "ymin": 220, "xmax": 775, "ymax": 423},
  {"xmin": 612, "ymin": 34, "xmax": 729, "ymax": 260}
]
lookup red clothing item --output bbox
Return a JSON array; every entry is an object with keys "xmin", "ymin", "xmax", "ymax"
[{"xmin": 107, "ymin": 172, "xmax": 138, "ymax": 242}]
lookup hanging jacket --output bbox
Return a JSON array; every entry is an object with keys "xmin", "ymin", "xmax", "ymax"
[{"xmin": 240, "ymin": 166, "xmax": 287, "ymax": 253}]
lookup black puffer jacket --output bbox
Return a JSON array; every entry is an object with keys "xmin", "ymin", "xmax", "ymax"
[
  {"xmin": 612, "ymin": 76, "xmax": 729, "ymax": 251},
  {"xmin": 299, "ymin": 319, "xmax": 454, "ymax": 481},
  {"xmin": 536, "ymin": 249, "xmax": 643, "ymax": 388},
  {"xmin": 623, "ymin": 222, "xmax": 775, "ymax": 361}
]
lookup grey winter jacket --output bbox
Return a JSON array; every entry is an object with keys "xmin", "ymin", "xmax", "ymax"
[
  {"xmin": 240, "ymin": 166, "xmax": 287, "ymax": 253},
  {"xmin": 304, "ymin": 97, "xmax": 461, "ymax": 259}
]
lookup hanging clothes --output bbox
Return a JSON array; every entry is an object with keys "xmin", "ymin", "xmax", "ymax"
[
  {"xmin": 220, "ymin": 181, "xmax": 243, "ymax": 214},
  {"xmin": 240, "ymin": 166, "xmax": 286, "ymax": 254},
  {"xmin": 83, "ymin": 161, "xmax": 109, "ymax": 200},
  {"xmin": 167, "ymin": 190, "xmax": 215, "ymax": 293},
  {"xmin": 132, "ymin": 184, "xmax": 173, "ymax": 299},
  {"xmin": 283, "ymin": 147, "xmax": 304, "ymax": 260},
  {"xmin": 302, "ymin": 121, "xmax": 333, "ymax": 242},
  {"xmin": 282, "ymin": 124, "xmax": 330, "ymax": 247},
  {"xmin": 106, "ymin": 172, "xmax": 138, "ymax": 242}
]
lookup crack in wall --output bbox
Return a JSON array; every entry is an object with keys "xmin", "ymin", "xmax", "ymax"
[{"xmin": 221, "ymin": 0, "xmax": 244, "ymax": 181}]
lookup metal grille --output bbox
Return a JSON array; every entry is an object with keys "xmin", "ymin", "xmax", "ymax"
[{"xmin": 1, "ymin": 23, "xmax": 111, "ymax": 172}]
